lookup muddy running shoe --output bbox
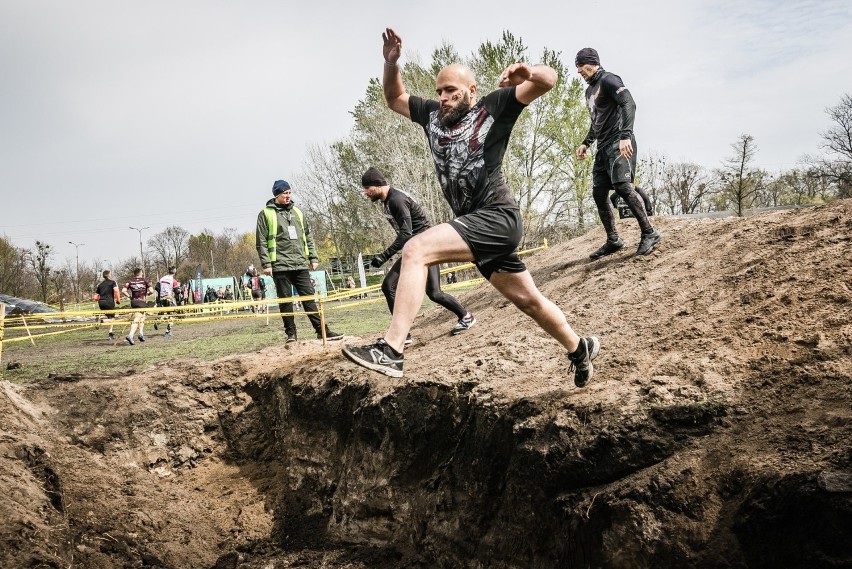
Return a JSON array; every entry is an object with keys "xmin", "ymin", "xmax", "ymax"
[
  {"xmin": 342, "ymin": 339, "xmax": 404, "ymax": 378},
  {"xmin": 286, "ymin": 332, "xmax": 297, "ymax": 343},
  {"xmin": 404, "ymin": 333, "xmax": 413, "ymax": 346},
  {"xmin": 589, "ymin": 238, "xmax": 625, "ymax": 260},
  {"xmin": 164, "ymin": 331, "xmax": 173, "ymax": 337},
  {"xmin": 108, "ymin": 332, "xmax": 115, "ymax": 340},
  {"xmin": 568, "ymin": 336, "xmax": 600, "ymax": 388},
  {"xmin": 318, "ymin": 329, "xmax": 344, "ymax": 341},
  {"xmin": 125, "ymin": 335, "xmax": 134, "ymax": 346},
  {"xmin": 138, "ymin": 335, "xmax": 146, "ymax": 342},
  {"xmin": 451, "ymin": 313, "xmax": 476, "ymax": 336},
  {"xmin": 635, "ymin": 230, "xmax": 662, "ymax": 256}
]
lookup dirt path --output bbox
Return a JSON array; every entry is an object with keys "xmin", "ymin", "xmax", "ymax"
[{"xmin": 2, "ymin": 201, "xmax": 851, "ymax": 568}]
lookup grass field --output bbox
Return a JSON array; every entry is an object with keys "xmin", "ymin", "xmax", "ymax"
[{"xmin": 1, "ymin": 283, "xmax": 480, "ymax": 384}]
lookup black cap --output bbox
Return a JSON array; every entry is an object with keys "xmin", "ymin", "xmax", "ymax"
[
  {"xmin": 575, "ymin": 47, "xmax": 600, "ymax": 67},
  {"xmin": 272, "ymin": 180, "xmax": 291, "ymax": 196},
  {"xmin": 361, "ymin": 167, "xmax": 387, "ymax": 187}
]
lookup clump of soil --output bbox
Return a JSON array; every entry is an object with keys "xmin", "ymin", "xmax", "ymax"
[{"xmin": 1, "ymin": 201, "xmax": 851, "ymax": 568}]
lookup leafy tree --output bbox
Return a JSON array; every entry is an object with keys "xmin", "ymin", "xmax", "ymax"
[
  {"xmin": 764, "ymin": 168, "xmax": 835, "ymax": 206},
  {"xmin": 0, "ymin": 235, "xmax": 30, "ymax": 297},
  {"xmin": 188, "ymin": 232, "xmax": 216, "ymax": 277}
]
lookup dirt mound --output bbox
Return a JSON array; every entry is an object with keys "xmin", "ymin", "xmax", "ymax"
[{"xmin": 1, "ymin": 201, "xmax": 851, "ymax": 568}]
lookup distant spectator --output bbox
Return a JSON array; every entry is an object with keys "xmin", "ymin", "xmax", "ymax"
[{"xmin": 246, "ymin": 268, "xmax": 267, "ymax": 313}]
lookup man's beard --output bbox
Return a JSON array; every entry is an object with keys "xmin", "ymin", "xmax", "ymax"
[{"xmin": 439, "ymin": 92, "xmax": 471, "ymax": 127}]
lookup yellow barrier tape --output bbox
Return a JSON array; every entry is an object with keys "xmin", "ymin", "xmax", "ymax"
[{"xmin": 0, "ymin": 241, "xmax": 547, "ymax": 356}]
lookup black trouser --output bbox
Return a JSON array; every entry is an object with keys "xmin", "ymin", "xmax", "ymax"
[
  {"xmin": 381, "ymin": 258, "xmax": 467, "ymax": 320},
  {"xmin": 272, "ymin": 269, "xmax": 324, "ymax": 335},
  {"xmin": 610, "ymin": 186, "xmax": 653, "ymax": 217},
  {"xmin": 592, "ymin": 137, "xmax": 654, "ymax": 239}
]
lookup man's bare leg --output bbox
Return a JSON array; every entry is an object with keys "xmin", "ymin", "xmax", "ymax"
[
  {"xmin": 488, "ymin": 270, "xmax": 581, "ymax": 353},
  {"xmin": 383, "ymin": 223, "xmax": 474, "ymax": 352}
]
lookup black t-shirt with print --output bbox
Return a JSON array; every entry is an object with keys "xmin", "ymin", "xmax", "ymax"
[{"xmin": 409, "ymin": 86, "xmax": 524, "ymax": 217}]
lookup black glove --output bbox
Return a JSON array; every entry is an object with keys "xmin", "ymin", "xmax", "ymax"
[{"xmin": 370, "ymin": 255, "xmax": 385, "ymax": 268}]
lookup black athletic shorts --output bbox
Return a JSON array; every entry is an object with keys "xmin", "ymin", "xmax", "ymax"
[
  {"xmin": 449, "ymin": 206, "xmax": 526, "ymax": 280},
  {"xmin": 592, "ymin": 137, "xmax": 637, "ymax": 189},
  {"xmin": 98, "ymin": 300, "xmax": 116, "ymax": 317},
  {"xmin": 130, "ymin": 299, "xmax": 147, "ymax": 310}
]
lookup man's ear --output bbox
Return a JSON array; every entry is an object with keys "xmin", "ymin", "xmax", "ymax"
[{"xmin": 469, "ymin": 84, "xmax": 477, "ymax": 98}]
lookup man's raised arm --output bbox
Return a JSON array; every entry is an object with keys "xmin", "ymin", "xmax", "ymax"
[
  {"xmin": 498, "ymin": 63, "xmax": 557, "ymax": 105},
  {"xmin": 382, "ymin": 27, "xmax": 410, "ymax": 118}
]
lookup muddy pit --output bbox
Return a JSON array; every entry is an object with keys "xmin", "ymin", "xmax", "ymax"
[{"xmin": 2, "ymin": 201, "xmax": 851, "ymax": 568}]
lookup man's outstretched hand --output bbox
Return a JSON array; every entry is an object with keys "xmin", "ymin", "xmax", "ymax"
[{"xmin": 383, "ymin": 28, "xmax": 402, "ymax": 64}]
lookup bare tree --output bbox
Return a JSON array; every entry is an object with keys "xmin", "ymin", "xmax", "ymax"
[
  {"xmin": 27, "ymin": 240, "xmax": 53, "ymax": 302},
  {"xmin": 147, "ymin": 225, "xmax": 190, "ymax": 275},
  {"xmin": 660, "ymin": 162, "xmax": 713, "ymax": 214},
  {"xmin": 718, "ymin": 134, "xmax": 764, "ymax": 216},
  {"xmin": 802, "ymin": 93, "xmax": 852, "ymax": 198}
]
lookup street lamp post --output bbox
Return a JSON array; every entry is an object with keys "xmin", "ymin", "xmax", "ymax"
[
  {"xmin": 68, "ymin": 241, "xmax": 85, "ymax": 303},
  {"xmin": 129, "ymin": 226, "xmax": 149, "ymax": 269}
]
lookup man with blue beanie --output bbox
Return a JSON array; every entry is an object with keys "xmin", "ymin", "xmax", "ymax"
[{"xmin": 256, "ymin": 180, "xmax": 344, "ymax": 343}]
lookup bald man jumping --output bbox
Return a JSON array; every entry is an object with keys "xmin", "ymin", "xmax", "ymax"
[{"xmin": 342, "ymin": 28, "xmax": 600, "ymax": 387}]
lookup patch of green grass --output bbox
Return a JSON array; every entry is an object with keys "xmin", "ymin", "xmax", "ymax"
[{"xmin": 1, "ymin": 282, "xmax": 481, "ymax": 384}]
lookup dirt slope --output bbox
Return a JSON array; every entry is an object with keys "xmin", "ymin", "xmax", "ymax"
[{"xmin": 1, "ymin": 200, "xmax": 850, "ymax": 568}]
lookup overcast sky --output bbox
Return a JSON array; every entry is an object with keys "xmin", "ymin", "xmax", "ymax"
[{"xmin": 1, "ymin": 0, "xmax": 850, "ymax": 269}]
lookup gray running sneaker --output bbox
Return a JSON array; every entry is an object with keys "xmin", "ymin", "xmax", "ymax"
[
  {"xmin": 125, "ymin": 335, "xmax": 134, "ymax": 346},
  {"xmin": 451, "ymin": 313, "xmax": 476, "ymax": 335},
  {"xmin": 590, "ymin": 238, "xmax": 624, "ymax": 260},
  {"xmin": 568, "ymin": 336, "xmax": 600, "ymax": 388},
  {"xmin": 342, "ymin": 339, "xmax": 404, "ymax": 378},
  {"xmin": 635, "ymin": 230, "xmax": 662, "ymax": 256}
]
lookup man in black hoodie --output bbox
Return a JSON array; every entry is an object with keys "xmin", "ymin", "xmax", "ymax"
[
  {"xmin": 255, "ymin": 180, "xmax": 343, "ymax": 343},
  {"xmin": 575, "ymin": 47, "xmax": 661, "ymax": 259}
]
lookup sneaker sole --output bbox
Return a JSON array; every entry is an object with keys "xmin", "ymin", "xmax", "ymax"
[
  {"xmin": 575, "ymin": 336, "xmax": 601, "ymax": 388},
  {"xmin": 321, "ymin": 335, "xmax": 345, "ymax": 341},
  {"xmin": 590, "ymin": 246, "xmax": 624, "ymax": 260},
  {"xmin": 635, "ymin": 233, "xmax": 662, "ymax": 256},
  {"xmin": 341, "ymin": 346, "xmax": 404, "ymax": 378},
  {"xmin": 451, "ymin": 317, "xmax": 476, "ymax": 336}
]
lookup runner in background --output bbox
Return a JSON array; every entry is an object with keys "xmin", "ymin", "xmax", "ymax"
[
  {"xmin": 122, "ymin": 268, "xmax": 154, "ymax": 345},
  {"xmin": 94, "ymin": 270, "xmax": 121, "ymax": 340}
]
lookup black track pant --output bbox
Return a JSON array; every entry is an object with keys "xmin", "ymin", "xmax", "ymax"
[
  {"xmin": 272, "ymin": 269, "xmax": 323, "ymax": 335},
  {"xmin": 381, "ymin": 258, "xmax": 467, "ymax": 321}
]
